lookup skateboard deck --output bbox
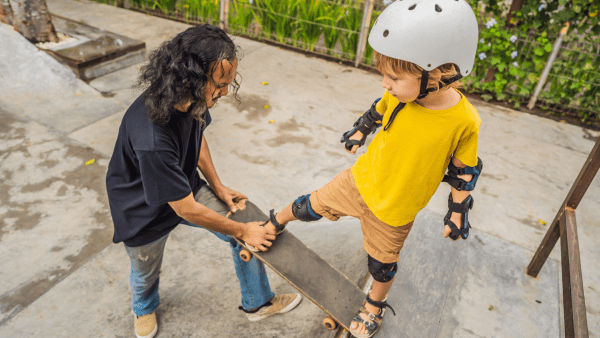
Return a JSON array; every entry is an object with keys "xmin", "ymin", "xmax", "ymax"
[{"xmin": 228, "ymin": 200, "xmax": 366, "ymax": 332}]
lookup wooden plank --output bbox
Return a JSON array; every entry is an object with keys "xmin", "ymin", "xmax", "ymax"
[
  {"xmin": 560, "ymin": 208, "xmax": 589, "ymax": 338},
  {"xmin": 229, "ymin": 201, "xmax": 366, "ymax": 331},
  {"xmin": 527, "ymin": 137, "xmax": 600, "ymax": 277},
  {"xmin": 354, "ymin": 0, "xmax": 374, "ymax": 68}
]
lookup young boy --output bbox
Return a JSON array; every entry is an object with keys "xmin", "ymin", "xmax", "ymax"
[{"xmin": 250, "ymin": 1, "xmax": 483, "ymax": 337}]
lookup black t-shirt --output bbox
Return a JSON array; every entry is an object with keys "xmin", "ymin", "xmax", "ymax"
[{"xmin": 106, "ymin": 94, "xmax": 211, "ymax": 247}]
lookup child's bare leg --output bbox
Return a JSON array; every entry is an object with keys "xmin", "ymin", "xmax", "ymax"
[{"xmin": 351, "ymin": 278, "xmax": 395, "ymax": 335}]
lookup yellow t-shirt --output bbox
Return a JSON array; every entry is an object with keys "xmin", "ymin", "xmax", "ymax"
[{"xmin": 351, "ymin": 89, "xmax": 481, "ymax": 226}]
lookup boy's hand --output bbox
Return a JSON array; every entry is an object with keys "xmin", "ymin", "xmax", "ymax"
[
  {"xmin": 240, "ymin": 221, "xmax": 276, "ymax": 251},
  {"xmin": 443, "ymin": 213, "xmax": 462, "ymax": 241},
  {"xmin": 346, "ymin": 131, "xmax": 364, "ymax": 155}
]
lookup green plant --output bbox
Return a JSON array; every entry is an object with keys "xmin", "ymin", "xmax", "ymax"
[
  {"xmin": 465, "ymin": 16, "xmax": 531, "ymax": 100},
  {"xmin": 151, "ymin": 0, "xmax": 177, "ymax": 15},
  {"xmin": 338, "ymin": 1, "xmax": 363, "ymax": 60},
  {"xmin": 321, "ymin": 0, "xmax": 345, "ymax": 54},
  {"xmin": 229, "ymin": 0, "xmax": 255, "ymax": 35},
  {"xmin": 295, "ymin": 0, "xmax": 327, "ymax": 50},
  {"xmin": 181, "ymin": 0, "xmax": 219, "ymax": 24},
  {"xmin": 252, "ymin": 0, "xmax": 297, "ymax": 42},
  {"xmin": 537, "ymin": 37, "xmax": 600, "ymax": 121}
]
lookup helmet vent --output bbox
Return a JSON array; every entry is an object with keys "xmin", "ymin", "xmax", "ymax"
[
  {"xmin": 383, "ymin": 29, "xmax": 389, "ymax": 37},
  {"xmin": 408, "ymin": 4, "xmax": 416, "ymax": 10},
  {"xmin": 435, "ymin": 4, "xmax": 442, "ymax": 12}
]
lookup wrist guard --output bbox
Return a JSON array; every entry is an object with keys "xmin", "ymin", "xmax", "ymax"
[
  {"xmin": 444, "ymin": 193, "xmax": 474, "ymax": 240},
  {"xmin": 340, "ymin": 98, "xmax": 384, "ymax": 151}
]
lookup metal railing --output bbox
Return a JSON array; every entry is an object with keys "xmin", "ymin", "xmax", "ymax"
[{"xmin": 526, "ymin": 136, "xmax": 600, "ymax": 338}]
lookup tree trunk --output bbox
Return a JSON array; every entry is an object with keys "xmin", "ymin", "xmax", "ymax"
[
  {"xmin": 506, "ymin": 0, "xmax": 526, "ymax": 27},
  {"xmin": 10, "ymin": 0, "xmax": 58, "ymax": 43},
  {"xmin": 0, "ymin": 0, "xmax": 13, "ymax": 25}
]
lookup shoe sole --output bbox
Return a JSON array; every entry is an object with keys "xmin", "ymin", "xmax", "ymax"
[
  {"xmin": 135, "ymin": 324, "xmax": 158, "ymax": 338},
  {"xmin": 246, "ymin": 294, "xmax": 302, "ymax": 322}
]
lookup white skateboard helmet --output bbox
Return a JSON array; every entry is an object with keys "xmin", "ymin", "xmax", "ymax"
[{"xmin": 368, "ymin": 0, "xmax": 479, "ymax": 98}]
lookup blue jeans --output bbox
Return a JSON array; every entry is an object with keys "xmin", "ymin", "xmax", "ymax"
[{"xmin": 124, "ymin": 185, "xmax": 275, "ymax": 316}]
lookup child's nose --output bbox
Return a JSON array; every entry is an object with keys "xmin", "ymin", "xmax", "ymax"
[{"xmin": 382, "ymin": 79, "xmax": 391, "ymax": 90}]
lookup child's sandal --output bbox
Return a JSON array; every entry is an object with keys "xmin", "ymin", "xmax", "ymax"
[{"xmin": 349, "ymin": 295, "xmax": 396, "ymax": 338}]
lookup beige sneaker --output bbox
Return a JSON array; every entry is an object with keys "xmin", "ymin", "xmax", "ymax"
[
  {"xmin": 134, "ymin": 311, "xmax": 158, "ymax": 338},
  {"xmin": 240, "ymin": 293, "xmax": 302, "ymax": 322}
]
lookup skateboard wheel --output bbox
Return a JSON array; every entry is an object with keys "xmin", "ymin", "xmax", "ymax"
[
  {"xmin": 240, "ymin": 249, "xmax": 253, "ymax": 262},
  {"xmin": 323, "ymin": 316, "xmax": 338, "ymax": 330}
]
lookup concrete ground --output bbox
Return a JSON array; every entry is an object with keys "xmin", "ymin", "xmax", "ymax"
[{"xmin": 1, "ymin": 0, "xmax": 599, "ymax": 337}]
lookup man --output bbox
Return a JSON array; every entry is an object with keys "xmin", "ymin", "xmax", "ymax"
[{"xmin": 106, "ymin": 24, "xmax": 301, "ymax": 338}]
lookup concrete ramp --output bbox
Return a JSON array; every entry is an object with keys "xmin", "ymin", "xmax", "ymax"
[
  {"xmin": 0, "ymin": 23, "xmax": 125, "ymax": 134},
  {"xmin": 379, "ymin": 210, "xmax": 560, "ymax": 338},
  {"xmin": 0, "ymin": 211, "xmax": 367, "ymax": 338}
]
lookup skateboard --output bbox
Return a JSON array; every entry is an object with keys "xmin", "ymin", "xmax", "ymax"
[{"xmin": 227, "ymin": 200, "xmax": 367, "ymax": 332}]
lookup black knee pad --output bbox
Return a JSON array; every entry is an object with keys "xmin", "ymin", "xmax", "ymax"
[
  {"xmin": 368, "ymin": 255, "xmax": 398, "ymax": 283},
  {"xmin": 291, "ymin": 194, "xmax": 323, "ymax": 222}
]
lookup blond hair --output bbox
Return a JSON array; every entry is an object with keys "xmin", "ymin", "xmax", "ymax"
[{"xmin": 374, "ymin": 51, "xmax": 462, "ymax": 91}]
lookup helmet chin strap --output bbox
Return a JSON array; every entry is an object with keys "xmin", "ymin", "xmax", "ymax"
[
  {"xmin": 385, "ymin": 68, "xmax": 464, "ymax": 131},
  {"xmin": 416, "ymin": 69, "xmax": 464, "ymax": 100},
  {"xmin": 417, "ymin": 70, "xmax": 430, "ymax": 100}
]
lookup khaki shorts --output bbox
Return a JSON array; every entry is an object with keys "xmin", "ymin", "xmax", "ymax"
[{"xmin": 309, "ymin": 168, "xmax": 413, "ymax": 264}]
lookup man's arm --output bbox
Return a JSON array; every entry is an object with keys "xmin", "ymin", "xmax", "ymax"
[
  {"xmin": 170, "ymin": 193, "xmax": 243, "ymax": 237},
  {"xmin": 443, "ymin": 156, "xmax": 473, "ymax": 240},
  {"xmin": 167, "ymin": 135, "xmax": 275, "ymax": 250},
  {"xmin": 168, "ymin": 193, "xmax": 275, "ymax": 251}
]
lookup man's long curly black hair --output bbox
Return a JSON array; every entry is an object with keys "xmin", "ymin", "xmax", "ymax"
[{"xmin": 137, "ymin": 24, "xmax": 241, "ymax": 123}]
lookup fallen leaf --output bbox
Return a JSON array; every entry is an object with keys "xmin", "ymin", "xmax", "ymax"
[
  {"xmin": 538, "ymin": 219, "xmax": 547, "ymax": 225},
  {"xmin": 264, "ymin": 105, "xmax": 269, "ymax": 109},
  {"xmin": 261, "ymin": 81, "xmax": 269, "ymax": 85},
  {"xmin": 488, "ymin": 305, "xmax": 494, "ymax": 311},
  {"xmin": 269, "ymin": 120, "xmax": 274, "ymax": 124},
  {"xmin": 85, "ymin": 159, "xmax": 95, "ymax": 166},
  {"xmin": 75, "ymin": 93, "xmax": 82, "ymax": 96}
]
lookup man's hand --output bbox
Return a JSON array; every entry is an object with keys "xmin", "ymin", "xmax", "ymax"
[
  {"xmin": 346, "ymin": 130, "xmax": 364, "ymax": 155},
  {"xmin": 214, "ymin": 185, "xmax": 248, "ymax": 213},
  {"xmin": 240, "ymin": 221, "xmax": 277, "ymax": 251},
  {"xmin": 443, "ymin": 213, "xmax": 462, "ymax": 241}
]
